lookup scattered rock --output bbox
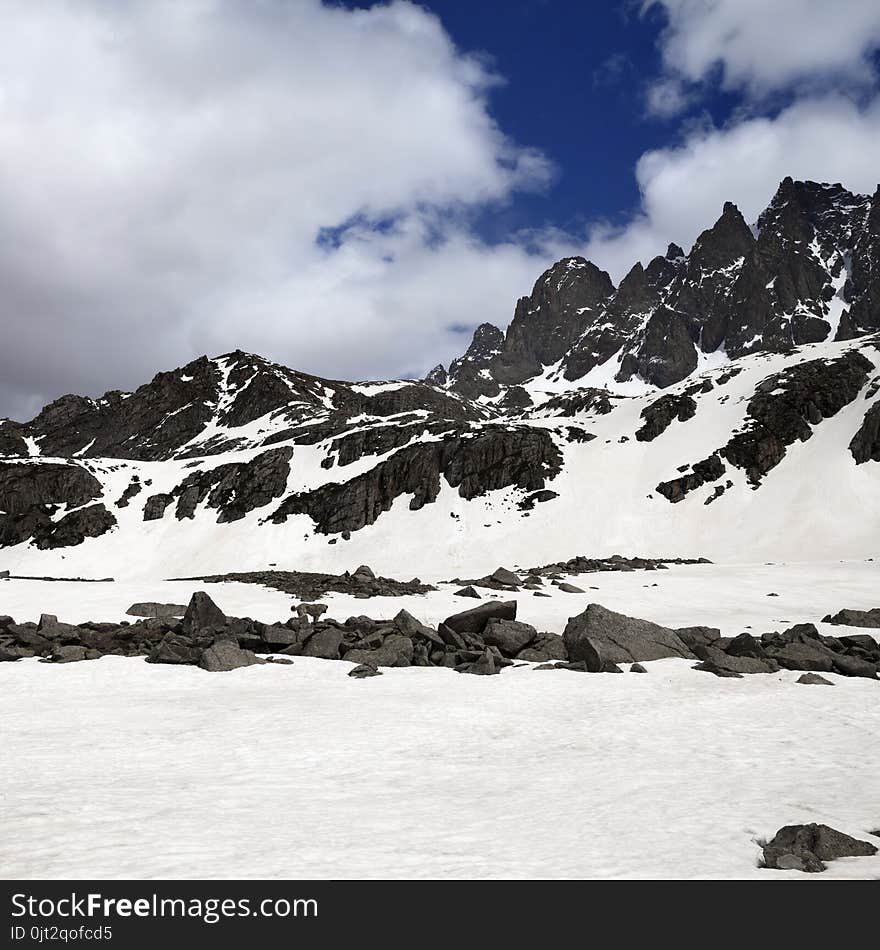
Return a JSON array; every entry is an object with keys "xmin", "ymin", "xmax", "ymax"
[
  {"xmin": 348, "ymin": 663, "xmax": 382, "ymax": 678},
  {"xmin": 796, "ymin": 673, "xmax": 834, "ymax": 686},
  {"xmin": 630, "ymin": 662, "xmax": 647, "ymax": 673},
  {"xmin": 456, "ymin": 648, "xmax": 498, "ymax": 676},
  {"xmin": 822, "ymin": 607, "xmax": 880, "ymax": 628},
  {"xmin": 181, "ymin": 591, "xmax": 227, "ymax": 634},
  {"xmin": 563, "ymin": 603, "xmax": 695, "ymax": 664},
  {"xmin": 443, "ymin": 600, "xmax": 517, "ymax": 635},
  {"xmin": 761, "ymin": 824, "xmax": 878, "ymax": 873},
  {"xmin": 453, "ymin": 586, "xmax": 481, "ymax": 598},
  {"xmin": 199, "ymin": 641, "xmax": 267, "ymax": 672},
  {"xmin": 126, "ymin": 602, "xmax": 187, "ymax": 618},
  {"xmin": 482, "ymin": 619, "xmax": 537, "ymax": 657},
  {"xmin": 490, "ymin": 567, "xmax": 521, "ymax": 587},
  {"xmin": 557, "ymin": 582, "xmax": 585, "ymax": 593}
]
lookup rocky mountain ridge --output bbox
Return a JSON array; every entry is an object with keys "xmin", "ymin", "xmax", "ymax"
[
  {"xmin": 443, "ymin": 178, "xmax": 879, "ymax": 397},
  {"xmin": 1, "ymin": 178, "xmax": 878, "ymax": 572}
]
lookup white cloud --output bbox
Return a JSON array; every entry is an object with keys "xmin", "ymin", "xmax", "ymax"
[
  {"xmin": 4, "ymin": 0, "xmax": 880, "ymax": 421},
  {"xmin": 583, "ymin": 95, "xmax": 880, "ymax": 279},
  {"xmin": 645, "ymin": 0, "xmax": 880, "ymax": 100},
  {"xmin": 644, "ymin": 77, "xmax": 695, "ymax": 118},
  {"xmin": 0, "ymin": 0, "xmax": 558, "ymax": 418}
]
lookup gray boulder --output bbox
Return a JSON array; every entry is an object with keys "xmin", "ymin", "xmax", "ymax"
[
  {"xmin": 148, "ymin": 632, "xmax": 201, "ymax": 665},
  {"xmin": 182, "ymin": 591, "xmax": 226, "ymax": 634},
  {"xmin": 557, "ymin": 583, "xmax": 585, "ymax": 593},
  {"xmin": 349, "ymin": 663, "xmax": 382, "ymax": 678},
  {"xmin": 456, "ymin": 648, "xmax": 498, "ymax": 675},
  {"xmin": 443, "ymin": 600, "xmax": 517, "ymax": 635},
  {"xmin": 51, "ymin": 644, "xmax": 88, "ymax": 663},
  {"xmin": 301, "ymin": 627, "xmax": 344, "ymax": 660},
  {"xmin": 482, "ymin": 619, "xmax": 537, "ymax": 657},
  {"xmin": 821, "ymin": 607, "xmax": 880, "ymax": 628},
  {"xmin": 199, "ymin": 641, "xmax": 267, "ymax": 672},
  {"xmin": 393, "ymin": 609, "xmax": 443, "ymax": 646},
  {"xmin": 762, "ymin": 824, "xmax": 877, "ymax": 873},
  {"xmin": 796, "ymin": 673, "xmax": 834, "ymax": 686},
  {"xmin": 490, "ymin": 567, "xmax": 521, "ymax": 587},
  {"xmin": 516, "ymin": 632, "xmax": 567, "ymax": 662},
  {"xmin": 344, "ymin": 634, "xmax": 414, "ymax": 668},
  {"xmin": 262, "ymin": 623, "xmax": 303, "ymax": 650},
  {"xmin": 453, "ymin": 586, "xmax": 481, "ymax": 598},
  {"xmin": 692, "ymin": 644, "xmax": 778, "ymax": 675},
  {"xmin": 563, "ymin": 604, "xmax": 694, "ymax": 664},
  {"xmin": 126, "ymin": 602, "xmax": 187, "ymax": 619}
]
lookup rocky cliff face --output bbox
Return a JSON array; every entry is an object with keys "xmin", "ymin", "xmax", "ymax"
[{"xmin": 445, "ymin": 178, "xmax": 879, "ymax": 394}]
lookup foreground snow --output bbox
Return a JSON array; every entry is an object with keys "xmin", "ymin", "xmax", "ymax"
[
  {"xmin": 1, "ymin": 560, "xmax": 879, "ymax": 880},
  {"xmin": 2, "ymin": 654, "xmax": 878, "ymax": 880}
]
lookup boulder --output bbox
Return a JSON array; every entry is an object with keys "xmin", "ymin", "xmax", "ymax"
[
  {"xmin": 762, "ymin": 824, "xmax": 877, "ymax": 873},
  {"xmin": 630, "ymin": 662, "xmax": 647, "ymax": 673},
  {"xmin": 344, "ymin": 634, "xmax": 414, "ymax": 668},
  {"xmin": 301, "ymin": 627, "xmax": 344, "ymax": 660},
  {"xmin": 672, "ymin": 625, "xmax": 721, "ymax": 650},
  {"xmin": 839, "ymin": 633, "xmax": 879, "ymax": 651},
  {"xmin": 563, "ymin": 604, "xmax": 694, "ymax": 665},
  {"xmin": 126, "ymin": 602, "xmax": 188, "ymax": 618},
  {"xmin": 828, "ymin": 652, "xmax": 878, "ymax": 679},
  {"xmin": 516, "ymin": 632, "xmax": 567, "ymax": 662},
  {"xmin": 262, "ymin": 624, "xmax": 303, "ymax": 650},
  {"xmin": 490, "ymin": 567, "xmax": 521, "ymax": 587},
  {"xmin": 482, "ymin": 619, "xmax": 537, "ymax": 657},
  {"xmin": 353, "ymin": 565, "xmax": 376, "ymax": 580},
  {"xmin": 148, "ymin": 632, "xmax": 201, "ymax": 665},
  {"xmin": 349, "ymin": 663, "xmax": 382, "ymax": 678},
  {"xmin": 37, "ymin": 614, "xmax": 80, "ymax": 639},
  {"xmin": 796, "ymin": 673, "xmax": 834, "ymax": 686},
  {"xmin": 725, "ymin": 633, "xmax": 767, "ymax": 658},
  {"xmin": 457, "ymin": 648, "xmax": 498, "ymax": 675},
  {"xmin": 453, "ymin": 586, "xmax": 481, "ymax": 599},
  {"xmin": 692, "ymin": 644, "xmax": 777, "ymax": 674},
  {"xmin": 199, "ymin": 641, "xmax": 267, "ymax": 672},
  {"xmin": 51, "ymin": 644, "xmax": 88, "ymax": 663},
  {"xmin": 443, "ymin": 600, "xmax": 517, "ymax": 635},
  {"xmin": 766, "ymin": 641, "xmax": 835, "ymax": 673},
  {"xmin": 181, "ymin": 591, "xmax": 226, "ymax": 634},
  {"xmin": 557, "ymin": 583, "xmax": 585, "ymax": 593},
  {"xmin": 393, "ymin": 609, "xmax": 443, "ymax": 645},
  {"xmin": 822, "ymin": 608, "xmax": 880, "ymax": 628}
]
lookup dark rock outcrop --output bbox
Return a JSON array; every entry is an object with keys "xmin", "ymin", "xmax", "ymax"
[
  {"xmin": 0, "ymin": 462, "xmax": 110, "ymax": 548},
  {"xmin": 850, "ymin": 402, "xmax": 880, "ymax": 464},
  {"xmin": 270, "ymin": 427, "xmax": 561, "ymax": 535},
  {"xmin": 635, "ymin": 394, "xmax": 697, "ymax": 442},
  {"xmin": 722, "ymin": 351, "xmax": 872, "ymax": 484}
]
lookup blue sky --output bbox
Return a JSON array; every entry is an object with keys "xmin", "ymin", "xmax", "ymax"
[
  {"xmin": 350, "ymin": 0, "xmax": 711, "ymax": 237},
  {"xmin": 1, "ymin": 0, "xmax": 880, "ymax": 417}
]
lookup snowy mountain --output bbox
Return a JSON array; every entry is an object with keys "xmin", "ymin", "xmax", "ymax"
[{"xmin": 1, "ymin": 178, "xmax": 879, "ymax": 578}]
